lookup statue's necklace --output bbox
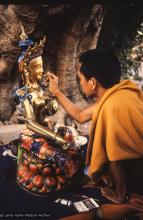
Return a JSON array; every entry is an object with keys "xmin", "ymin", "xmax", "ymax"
[{"xmin": 31, "ymin": 87, "xmax": 43, "ymax": 99}]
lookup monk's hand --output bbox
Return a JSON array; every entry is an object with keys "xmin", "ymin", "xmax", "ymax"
[
  {"xmin": 47, "ymin": 72, "xmax": 59, "ymax": 96},
  {"xmin": 101, "ymin": 175, "xmax": 113, "ymax": 188},
  {"xmin": 128, "ymin": 193, "xmax": 143, "ymax": 212},
  {"xmin": 101, "ymin": 187, "xmax": 122, "ymax": 204}
]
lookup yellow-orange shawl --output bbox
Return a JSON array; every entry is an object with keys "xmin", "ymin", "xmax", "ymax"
[{"xmin": 86, "ymin": 80, "xmax": 143, "ymax": 177}]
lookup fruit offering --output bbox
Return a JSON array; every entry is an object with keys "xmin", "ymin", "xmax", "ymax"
[
  {"xmin": 17, "ymin": 149, "xmax": 69, "ymax": 194},
  {"xmin": 17, "ymin": 128, "xmax": 83, "ymax": 195}
]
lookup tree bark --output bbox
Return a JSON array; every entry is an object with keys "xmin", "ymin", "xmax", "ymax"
[
  {"xmin": 0, "ymin": 3, "xmax": 105, "ymax": 125},
  {"xmin": 0, "ymin": 5, "xmax": 42, "ymax": 121}
]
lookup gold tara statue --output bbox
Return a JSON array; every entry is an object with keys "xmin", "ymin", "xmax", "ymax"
[
  {"xmin": 16, "ymin": 36, "xmax": 66, "ymax": 147},
  {"xmin": 16, "ymin": 35, "xmax": 83, "ymax": 194}
]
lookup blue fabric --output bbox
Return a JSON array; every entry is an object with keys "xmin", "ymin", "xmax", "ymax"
[
  {"xmin": 84, "ymin": 165, "xmax": 89, "ymax": 176},
  {"xmin": 19, "ymin": 39, "xmax": 34, "ymax": 50},
  {"xmin": 18, "ymin": 39, "xmax": 34, "ymax": 62}
]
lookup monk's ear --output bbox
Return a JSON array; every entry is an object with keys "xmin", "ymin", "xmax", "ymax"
[{"xmin": 90, "ymin": 77, "xmax": 97, "ymax": 91}]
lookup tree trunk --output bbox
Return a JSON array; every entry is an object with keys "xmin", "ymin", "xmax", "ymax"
[
  {"xmin": 0, "ymin": 5, "xmax": 42, "ymax": 121},
  {"xmin": 0, "ymin": 2, "xmax": 105, "ymax": 128}
]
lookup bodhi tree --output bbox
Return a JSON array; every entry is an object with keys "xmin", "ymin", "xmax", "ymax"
[
  {"xmin": 0, "ymin": 0, "xmax": 142, "ymax": 127},
  {"xmin": 0, "ymin": 2, "xmax": 105, "ymax": 127}
]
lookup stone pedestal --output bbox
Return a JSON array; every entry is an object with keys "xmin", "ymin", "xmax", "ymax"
[{"xmin": 0, "ymin": 124, "xmax": 26, "ymax": 144}]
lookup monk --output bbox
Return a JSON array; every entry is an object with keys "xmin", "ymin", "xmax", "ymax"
[{"xmin": 48, "ymin": 48, "xmax": 143, "ymax": 218}]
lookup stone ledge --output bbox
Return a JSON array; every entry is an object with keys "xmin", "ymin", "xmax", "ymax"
[{"xmin": 0, "ymin": 124, "xmax": 26, "ymax": 144}]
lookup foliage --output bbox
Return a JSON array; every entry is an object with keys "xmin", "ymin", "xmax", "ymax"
[
  {"xmin": 119, "ymin": 22, "xmax": 143, "ymax": 80},
  {"xmin": 98, "ymin": 1, "xmax": 143, "ymax": 80}
]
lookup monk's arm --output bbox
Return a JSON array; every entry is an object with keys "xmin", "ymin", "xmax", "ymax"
[
  {"xmin": 59, "ymin": 203, "xmax": 134, "ymax": 220},
  {"xmin": 48, "ymin": 72, "xmax": 96, "ymax": 123},
  {"xmin": 54, "ymin": 90, "xmax": 96, "ymax": 123}
]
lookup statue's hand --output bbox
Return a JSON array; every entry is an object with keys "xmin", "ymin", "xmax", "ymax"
[{"xmin": 47, "ymin": 72, "xmax": 60, "ymax": 96}]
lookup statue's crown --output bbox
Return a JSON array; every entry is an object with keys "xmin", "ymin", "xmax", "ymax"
[
  {"xmin": 23, "ymin": 36, "xmax": 46, "ymax": 67},
  {"xmin": 21, "ymin": 36, "xmax": 46, "ymax": 86}
]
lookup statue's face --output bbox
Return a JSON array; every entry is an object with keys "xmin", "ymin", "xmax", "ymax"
[{"xmin": 28, "ymin": 56, "xmax": 43, "ymax": 82}]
